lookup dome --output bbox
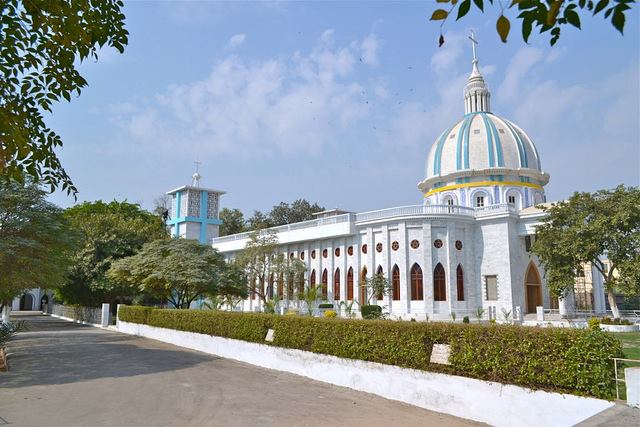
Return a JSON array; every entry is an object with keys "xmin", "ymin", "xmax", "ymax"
[
  {"xmin": 423, "ymin": 112, "xmax": 545, "ymax": 183},
  {"xmin": 418, "ymin": 32, "xmax": 549, "ymax": 202}
]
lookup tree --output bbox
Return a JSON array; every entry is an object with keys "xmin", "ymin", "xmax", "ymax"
[
  {"xmin": 362, "ymin": 273, "xmax": 392, "ymax": 305},
  {"xmin": 237, "ymin": 229, "xmax": 278, "ymax": 303},
  {"xmin": 269, "ymin": 199, "xmax": 324, "ymax": 226},
  {"xmin": 430, "ymin": 0, "xmax": 636, "ymax": 47},
  {"xmin": 0, "ymin": 180, "xmax": 76, "ymax": 318},
  {"xmin": 1, "ymin": 0, "xmax": 128, "ymax": 194},
  {"xmin": 57, "ymin": 201, "xmax": 166, "ymax": 306},
  {"xmin": 531, "ymin": 185, "xmax": 640, "ymax": 318},
  {"xmin": 108, "ymin": 238, "xmax": 227, "ymax": 309},
  {"xmin": 215, "ymin": 261, "xmax": 249, "ymax": 309},
  {"xmin": 247, "ymin": 210, "xmax": 272, "ymax": 230},
  {"xmin": 219, "ymin": 208, "xmax": 246, "ymax": 236}
]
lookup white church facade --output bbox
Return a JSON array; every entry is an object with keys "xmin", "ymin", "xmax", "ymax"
[{"xmin": 202, "ymin": 42, "xmax": 607, "ymax": 321}]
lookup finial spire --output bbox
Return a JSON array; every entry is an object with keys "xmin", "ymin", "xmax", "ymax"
[
  {"xmin": 463, "ymin": 30, "xmax": 490, "ymax": 114},
  {"xmin": 192, "ymin": 160, "xmax": 202, "ymax": 187}
]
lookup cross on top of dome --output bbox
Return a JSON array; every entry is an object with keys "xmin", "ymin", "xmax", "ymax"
[{"xmin": 464, "ymin": 30, "xmax": 490, "ymax": 114}]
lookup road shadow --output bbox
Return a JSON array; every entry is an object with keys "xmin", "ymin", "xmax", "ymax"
[{"xmin": 1, "ymin": 314, "xmax": 216, "ymax": 389}]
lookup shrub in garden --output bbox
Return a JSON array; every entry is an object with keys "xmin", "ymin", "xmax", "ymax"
[
  {"xmin": 462, "ymin": 316, "xmax": 470, "ymax": 324},
  {"xmin": 323, "ymin": 310, "xmax": 337, "ymax": 318},
  {"xmin": 118, "ymin": 306, "xmax": 623, "ymax": 399},
  {"xmin": 360, "ymin": 305, "xmax": 382, "ymax": 319},
  {"xmin": 600, "ymin": 317, "xmax": 632, "ymax": 325},
  {"xmin": 587, "ymin": 317, "xmax": 601, "ymax": 330}
]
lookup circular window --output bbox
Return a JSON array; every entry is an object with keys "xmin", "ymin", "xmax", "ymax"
[
  {"xmin": 334, "ymin": 248, "xmax": 340, "ymax": 257},
  {"xmin": 391, "ymin": 241, "xmax": 399, "ymax": 251},
  {"xmin": 410, "ymin": 240, "xmax": 420, "ymax": 249},
  {"xmin": 289, "ymin": 252, "xmax": 294, "ymax": 259},
  {"xmin": 322, "ymin": 249, "xmax": 328, "ymax": 258},
  {"xmin": 311, "ymin": 250, "xmax": 316, "ymax": 259},
  {"xmin": 347, "ymin": 246, "xmax": 353, "ymax": 256},
  {"xmin": 376, "ymin": 243, "xmax": 383, "ymax": 253},
  {"xmin": 455, "ymin": 240, "xmax": 463, "ymax": 250},
  {"xmin": 362, "ymin": 244, "xmax": 368, "ymax": 254},
  {"xmin": 300, "ymin": 251, "xmax": 305, "ymax": 260},
  {"xmin": 434, "ymin": 239, "xmax": 443, "ymax": 249}
]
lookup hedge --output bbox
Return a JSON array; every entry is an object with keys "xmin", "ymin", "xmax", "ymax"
[{"xmin": 119, "ymin": 306, "xmax": 622, "ymax": 399}]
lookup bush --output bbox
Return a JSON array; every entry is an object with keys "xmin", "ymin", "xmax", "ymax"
[
  {"xmin": 324, "ymin": 310, "xmax": 337, "ymax": 318},
  {"xmin": 360, "ymin": 305, "xmax": 382, "ymax": 319},
  {"xmin": 318, "ymin": 303, "xmax": 334, "ymax": 309},
  {"xmin": 462, "ymin": 316, "xmax": 470, "ymax": 324},
  {"xmin": 587, "ymin": 317, "xmax": 601, "ymax": 330},
  {"xmin": 600, "ymin": 317, "xmax": 632, "ymax": 325},
  {"xmin": 118, "ymin": 306, "xmax": 622, "ymax": 399}
]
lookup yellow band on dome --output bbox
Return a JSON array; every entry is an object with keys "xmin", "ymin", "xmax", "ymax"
[{"xmin": 423, "ymin": 181, "xmax": 544, "ymax": 197}]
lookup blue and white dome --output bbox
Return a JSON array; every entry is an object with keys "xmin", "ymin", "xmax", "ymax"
[{"xmin": 418, "ymin": 40, "xmax": 549, "ymax": 209}]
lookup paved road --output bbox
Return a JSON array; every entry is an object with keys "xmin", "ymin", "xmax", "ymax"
[{"xmin": 1, "ymin": 313, "xmax": 480, "ymax": 427}]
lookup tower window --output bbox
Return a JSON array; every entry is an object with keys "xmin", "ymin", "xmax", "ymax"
[
  {"xmin": 525, "ymin": 235, "xmax": 532, "ymax": 252},
  {"xmin": 498, "ymin": 129, "xmax": 505, "ymax": 134},
  {"xmin": 449, "ymin": 133, "xmax": 455, "ymax": 139},
  {"xmin": 485, "ymin": 275, "xmax": 498, "ymax": 300},
  {"xmin": 508, "ymin": 195, "xmax": 516, "ymax": 205},
  {"xmin": 475, "ymin": 196, "xmax": 485, "ymax": 207},
  {"xmin": 473, "ymin": 129, "xmax": 480, "ymax": 134}
]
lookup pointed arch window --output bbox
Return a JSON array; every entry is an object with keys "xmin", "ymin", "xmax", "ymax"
[
  {"xmin": 297, "ymin": 274, "xmax": 305, "ymax": 295},
  {"xmin": 268, "ymin": 273, "xmax": 275, "ymax": 299},
  {"xmin": 321, "ymin": 268, "xmax": 328, "ymax": 300},
  {"xmin": 287, "ymin": 273, "xmax": 294, "ymax": 300},
  {"xmin": 456, "ymin": 265, "xmax": 464, "ymax": 301},
  {"xmin": 310, "ymin": 270, "xmax": 316, "ymax": 289},
  {"xmin": 277, "ymin": 273, "xmax": 284, "ymax": 299},
  {"xmin": 334, "ymin": 268, "xmax": 341, "ymax": 301},
  {"xmin": 347, "ymin": 267, "xmax": 354, "ymax": 300},
  {"xmin": 433, "ymin": 263, "xmax": 446, "ymax": 301},
  {"xmin": 360, "ymin": 266, "xmax": 368, "ymax": 303},
  {"xmin": 376, "ymin": 265, "xmax": 384, "ymax": 300},
  {"xmin": 410, "ymin": 264, "xmax": 423, "ymax": 301},
  {"xmin": 392, "ymin": 265, "xmax": 400, "ymax": 301}
]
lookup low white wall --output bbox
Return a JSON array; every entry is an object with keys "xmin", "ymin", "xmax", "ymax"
[
  {"xmin": 600, "ymin": 324, "xmax": 639, "ymax": 333},
  {"xmin": 118, "ymin": 321, "xmax": 613, "ymax": 426},
  {"xmin": 47, "ymin": 313, "xmax": 102, "ymax": 328}
]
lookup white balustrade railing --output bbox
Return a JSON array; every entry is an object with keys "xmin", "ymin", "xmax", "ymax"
[{"xmin": 213, "ymin": 204, "xmax": 517, "ymax": 244}]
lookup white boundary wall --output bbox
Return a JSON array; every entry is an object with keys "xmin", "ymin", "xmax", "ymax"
[{"xmin": 118, "ymin": 320, "xmax": 614, "ymax": 427}]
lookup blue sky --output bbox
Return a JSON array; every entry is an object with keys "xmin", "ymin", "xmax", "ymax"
[{"xmin": 48, "ymin": 1, "xmax": 639, "ymax": 216}]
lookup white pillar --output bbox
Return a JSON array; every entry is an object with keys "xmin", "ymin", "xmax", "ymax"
[
  {"xmin": 559, "ymin": 290, "xmax": 575, "ymax": 318},
  {"xmin": 116, "ymin": 304, "xmax": 122, "ymax": 329},
  {"xmin": 591, "ymin": 265, "xmax": 607, "ymax": 315},
  {"xmin": 1, "ymin": 304, "xmax": 10, "ymax": 322},
  {"xmin": 101, "ymin": 303, "xmax": 110, "ymax": 327},
  {"xmin": 626, "ymin": 367, "xmax": 640, "ymax": 408},
  {"xmin": 536, "ymin": 306, "xmax": 544, "ymax": 321},
  {"xmin": 515, "ymin": 306, "xmax": 523, "ymax": 323}
]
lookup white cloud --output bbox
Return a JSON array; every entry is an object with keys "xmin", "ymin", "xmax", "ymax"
[
  {"xmin": 113, "ymin": 31, "xmax": 377, "ymax": 156},
  {"xmin": 226, "ymin": 33, "xmax": 246, "ymax": 49},
  {"xmin": 360, "ymin": 34, "xmax": 379, "ymax": 66}
]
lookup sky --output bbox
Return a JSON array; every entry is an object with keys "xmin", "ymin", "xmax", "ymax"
[{"xmin": 47, "ymin": 1, "xmax": 640, "ymax": 216}]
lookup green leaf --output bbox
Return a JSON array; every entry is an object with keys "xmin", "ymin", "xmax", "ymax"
[
  {"xmin": 457, "ymin": 0, "xmax": 471, "ymax": 20},
  {"xmin": 430, "ymin": 9, "xmax": 449, "ymax": 20},
  {"xmin": 522, "ymin": 16, "xmax": 533, "ymax": 42},
  {"xmin": 612, "ymin": 8, "xmax": 625, "ymax": 34},
  {"xmin": 593, "ymin": 0, "xmax": 609, "ymax": 15},
  {"xmin": 496, "ymin": 15, "xmax": 511, "ymax": 42},
  {"xmin": 565, "ymin": 10, "xmax": 581, "ymax": 28},
  {"xmin": 472, "ymin": 0, "xmax": 484, "ymax": 11}
]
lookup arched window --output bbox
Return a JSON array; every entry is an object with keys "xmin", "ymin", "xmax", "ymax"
[
  {"xmin": 310, "ymin": 270, "xmax": 316, "ymax": 289},
  {"xmin": 277, "ymin": 273, "xmax": 284, "ymax": 299},
  {"xmin": 456, "ymin": 265, "xmax": 464, "ymax": 301},
  {"xmin": 297, "ymin": 274, "xmax": 305, "ymax": 295},
  {"xmin": 334, "ymin": 268, "xmax": 341, "ymax": 301},
  {"xmin": 433, "ymin": 263, "xmax": 446, "ymax": 301},
  {"xmin": 360, "ymin": 266, "xmax": 368, "ymax": 303},
  {"xmin": 392, "ymin": 265, "xmax": 400, "ymax": 301},
  {"xmin": 321, "ymin": 269, "xmax": 328, "ymax": 300},
  {"xmin": 268, "ymin": 273, "xmax": 274, "ymax": 299},
  {"xmin": 347, "ymin": 267, "xmax": 354, "ymax": 300},
  {"xmin": 287, "ymin": 273, "xmax": 294, "ymax": 300},
  {"xmin": 410, "ymin": 264, "xmax": 423, "ymax": 301},
  {"xmin": 376, "ymin": 266, "xmax": 384, "ymax": 300}
]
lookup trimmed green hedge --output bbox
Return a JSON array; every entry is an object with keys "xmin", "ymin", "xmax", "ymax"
[{"xmin": 119, "ymin": 306, "xmax": 622, "ymax": 399}]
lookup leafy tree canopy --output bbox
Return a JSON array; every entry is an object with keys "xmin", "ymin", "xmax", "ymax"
[
  {"xmin": 531, "ymin": 185, "xmax": 640, "ymax": 317},
  {"xmin": 108, "ymin": 238, "xmax": 228, "ymax": 309},
  {"xmin": 0, "ymin": 180, "xmax": 76, "ymax": 309},
  {"xmin": 431, "ymin": 0, "xmax": 635, "ymax": 46},
  {"xmin": 0, "ymin": 0, "xmax": 128, "ymax": 194},
  {"xmin": 237, "ymin": 229, "xmax": 279, "ymax": 303},
  {"xmin": 56, "ymin": 200, "xmax": 166, "ymax": 306},
  {"xmin": 245, "ymin": 199, "xmax": 325, "ymax": 231},
  {"xmin": 219, "ymin": 207, "xmax": 246, "ymax": 236}
]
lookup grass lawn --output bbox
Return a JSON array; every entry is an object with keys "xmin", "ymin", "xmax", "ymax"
[{"xmin": 615, "ymin": 331, "xmax": 640, "ymax": 360}]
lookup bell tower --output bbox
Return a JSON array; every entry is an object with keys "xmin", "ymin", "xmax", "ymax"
[{"xmin": 166, "ymin": 164, "xmax": 225, "ymax": 244}]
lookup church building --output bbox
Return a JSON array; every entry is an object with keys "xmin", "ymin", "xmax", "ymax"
[{"xmin": 201, "ymin": 38, "xmax": 608, "ymax": 321}]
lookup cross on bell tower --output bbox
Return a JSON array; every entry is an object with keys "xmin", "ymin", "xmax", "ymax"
[{"xmin": 463, "ymin": 29, "xmax": 490, "ymax": 114}]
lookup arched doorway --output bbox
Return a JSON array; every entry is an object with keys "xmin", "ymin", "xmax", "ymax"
[
  {"xmin": 360, "ymin": 266, "xmax": 368, "ymax": 303},
  {"xmin": 525, "ymin": 263, "xmax": 543, "ymax": 314},
  {"xmin": 20, "ymin": 293, "xmax": 34, "ymax": 311}
]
